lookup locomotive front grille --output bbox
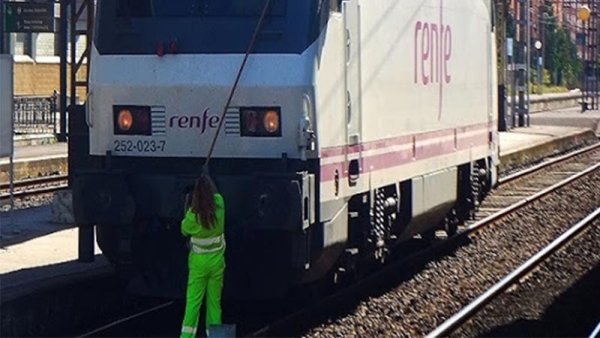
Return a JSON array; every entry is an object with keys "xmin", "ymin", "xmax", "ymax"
[
  {"xmin": 151, "ymin": 106, "xmax": 166, "ymax": 136},
  {"xmin": 224, "ymin": 108, "xmax": 240, "ymax": 135}
]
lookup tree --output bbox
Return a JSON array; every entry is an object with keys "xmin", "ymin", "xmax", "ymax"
[
  {"xmin": 545, "ymin": 27, "xmax": 581, "ymax": 87},
  {"xmin": 542, "ymin": 0, "xmax": 582, "ymax": 87}
]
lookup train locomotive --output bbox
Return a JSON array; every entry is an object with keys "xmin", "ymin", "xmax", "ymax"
[{"xmin": 71, "ymin": 0, "xmax": 499, "ymax": 300}]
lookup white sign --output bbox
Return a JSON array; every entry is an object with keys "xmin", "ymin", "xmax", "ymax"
[
  {"xmin": 0, "ymin": 55, "xmax": 13, "ymax": 157},
  {"xmin": 507, "ymin": 38, "xmax": 514, "ymax": 57}
]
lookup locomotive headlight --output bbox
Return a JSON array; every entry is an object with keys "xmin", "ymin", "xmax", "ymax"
[
  {"xmin": 117, "ymin": 109, "xmax": 133, "ymax": 131},
  {"xmin": 240, "ymin": 107, "xmax": 281, "ymax": 137},
  {"xmin": 113, "ymin": 105, "xmax": 151, "ymax": 135},
  {"xmin": 263, "ymin": 110, "xmax": 279, "ymax": 134}
]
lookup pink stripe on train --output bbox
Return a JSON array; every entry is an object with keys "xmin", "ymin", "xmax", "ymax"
[
  {"xmin": 320, "ymin": 122, "xmax": 488, "ymax": 158},
  {"xmin": 320, "ymin": 127, "xmax": 490, "ymax": 182}
]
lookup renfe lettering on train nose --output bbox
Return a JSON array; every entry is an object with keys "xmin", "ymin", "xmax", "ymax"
[{"xmin": 414, "ymin": 9, "xmax": 452, "ymax": 85}]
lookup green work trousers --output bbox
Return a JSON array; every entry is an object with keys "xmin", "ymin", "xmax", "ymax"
[{"xmin": 180, "ymin": 250, "xmax": 225, "ymax": 338}]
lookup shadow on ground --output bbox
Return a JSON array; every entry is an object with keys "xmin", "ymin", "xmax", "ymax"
[
  {"xmin": 1, "ymin": 205, "xmax": 73, "ymax": 247},
  {"xmin": 482, "ymin": 265, "xmax": 600, "ymax": 337}
]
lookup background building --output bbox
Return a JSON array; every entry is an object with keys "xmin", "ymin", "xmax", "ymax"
[{"xmin": 6, "ymin": 2, "xmax": 88, "ymax": 100}]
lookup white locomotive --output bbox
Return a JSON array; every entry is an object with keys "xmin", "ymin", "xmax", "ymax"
[{"xmin": 72, "ymin": 0, "xmax": 499, "ymax": 299}]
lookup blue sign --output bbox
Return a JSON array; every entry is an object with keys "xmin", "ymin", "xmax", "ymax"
[
  {"xmin": 3, "ymin": 1, "xmax": 54, "ymax": 33},
  {"xmin": 576, "ymin": 33, "xmax": 586, "ymax": 46}
]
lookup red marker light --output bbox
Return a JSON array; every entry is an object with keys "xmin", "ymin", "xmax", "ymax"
[
  {"xmin": 137, "ymin": 110, "xmax": 150, "ymax": 130},
  {"xmin": 157, "ymin": 41, "xmax": 165, "ymax": 57},
  {"xmin": 245, "ymin": 110, "xmax": 259, "ymax": 133},
  {"xmin": 169, "ymin": 40, "xmax": 178, "ymax": 54}
]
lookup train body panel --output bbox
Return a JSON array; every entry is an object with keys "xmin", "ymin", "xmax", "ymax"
[
  {"xmin": 314, "ymin": 0, "xmax": 496, "ymax": 244},
  {"xmin": 88, "ymin": 48, "xmax": 316, "ymax": 159},
  {"xmin": 73, "ymin": 0, "xmax": 498, "ymax": 299}
]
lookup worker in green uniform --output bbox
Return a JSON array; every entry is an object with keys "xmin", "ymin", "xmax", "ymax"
[{"xmin": 180, "ymin": 175, "xmax": 225, "ymax": 338}]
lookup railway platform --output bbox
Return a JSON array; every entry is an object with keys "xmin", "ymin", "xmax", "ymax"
[
  {"xmin": 1, "ymin": 205, "xmax": 111, "ymax": 336},
  {"xmin": 531, "ymin": 107, "xmax": 600, "ymax": 135},
  {"xmin": 499, "ymin": 125, "xmax": 598, "ymax": 173},
  {"xmin": 0, "ymin": 141, "xmax": 67, "ymax": 183},
  {"xmin": 0, "ymin": 113, "xmax": 599, "ymax": 336}
]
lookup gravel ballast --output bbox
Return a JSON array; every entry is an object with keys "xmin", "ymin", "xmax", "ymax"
[{"xmin": 453, "ymin": 220, "xmax": 600, "ymax": 337}]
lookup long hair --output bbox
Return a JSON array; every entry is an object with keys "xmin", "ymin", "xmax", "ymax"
[{"xmin": 190, "ymin": 175, "xmax": 217, "ymax": 229}]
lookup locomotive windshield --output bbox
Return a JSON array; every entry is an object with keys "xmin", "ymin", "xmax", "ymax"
[
  {"xmin": 116, "ymin": 0, "xmax": 286, "ymax": 17},
  {"xmin": 95, "ymin": 0, "xmax": 326, "ymax": 54}
]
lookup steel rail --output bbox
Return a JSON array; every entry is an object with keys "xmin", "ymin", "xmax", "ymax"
[
  {"xmin": 77, "ymin": 301, "xmax": 175, "ymax": 338},
  {"xmin": 0, "ymin": 175, "xmax": 68, "ymax": 190},
  {"xmin": 589, "ymin": 321, "xmax": 600, "ymax": 338},
  {"xmin": 0, "ymin": 185, "xmax": 68, "ymax": 200},
  {"xmin": 0, "ymin": 175, "xmax": 68, "ymax": 200},
  {"xmin": 498, "ymin": 142, "xmax": 600, "ymax": 185},
  {"xmin": 470, "ymin": 162, "xmax": 600, "ymax": 233},
  {"xmin": 426, "ymin": 207, "xmax": 600, "ymax": 338}
]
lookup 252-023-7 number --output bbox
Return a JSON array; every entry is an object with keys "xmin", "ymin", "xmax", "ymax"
[{"xmin": 113, "ymin": 139, "xmax": 166, "ymax": 153}]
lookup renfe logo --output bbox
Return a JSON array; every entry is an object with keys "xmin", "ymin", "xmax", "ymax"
[
  {"xmin": 169, "ymin": 108, "xmax": 221, "ymax": 134},
  {"xmin": 413, "ymin": 0, "xmax": 453, "ymax": 119},
  {"xmin": 414, "ymin": 4, "xmax": 452, "ymax": 85}
]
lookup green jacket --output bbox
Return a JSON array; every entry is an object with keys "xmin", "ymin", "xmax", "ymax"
[{"xmin": 181, "ymin": 193, "xmax": 225, "ymax": 254}]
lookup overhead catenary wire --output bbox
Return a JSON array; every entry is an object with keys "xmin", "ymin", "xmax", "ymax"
[{"xmin": 203, "ymin": 0, "xmax": 273, "ymax": 172}]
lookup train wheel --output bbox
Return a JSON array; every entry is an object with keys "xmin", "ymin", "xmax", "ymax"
[
  {"xmin": 445, "ymin": 221, "xmax": 458, "ymax": 237},
  {"xmin": 443, "ymin": 209, "xmax": 459, "ymax": 237}
]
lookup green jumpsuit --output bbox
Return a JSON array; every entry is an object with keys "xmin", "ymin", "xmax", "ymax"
[{"xmin": 180, "ymin": 193, "xmax": 225, "ymax": 338}]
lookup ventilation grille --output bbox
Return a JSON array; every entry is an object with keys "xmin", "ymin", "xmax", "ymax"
[
  {"xmin": 151, "ymin": 106, "xmax": 166, "ymax": 136},
  {"xmin": 224, "ymin": 108, "xmax": 240, "ymax": 135}
]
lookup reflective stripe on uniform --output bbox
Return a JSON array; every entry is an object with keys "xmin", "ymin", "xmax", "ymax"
[
  {"xmin": 190, "ymin": 234, "xmax": 225, "ymax": 254},
  {"xmin": 181, "ymin": 326, "xmax": 197, "ymax": 334},
  {"xmin": 190, "ymin": 234, "xmax": 224, "ymax": 246},
  {"xmin": 191, "ymin": 242, "xmax": 225, "ymax": 254}
]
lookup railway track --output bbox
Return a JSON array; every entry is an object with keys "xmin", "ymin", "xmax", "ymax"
[
  {"xmin": 466, "ymin": 143, "xmax": 600, "ymax": 227},
  {"xmin": 427, "ymin": 208, "xmax": 600, "ymax": 337},
  {"xmin": 0, "ymin": 175, "xmax": 68, "ymax": 201},
  {"xmin": 498, "ymin": 142, "xmax": 600, "ymax": 184},
  {"xmin": 70, "ymin": 144, "xmax": 600, "ymax": 338},
  {"xmin": 77, "ymin": 301, "xmax": 176, "ymax": 338}
]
